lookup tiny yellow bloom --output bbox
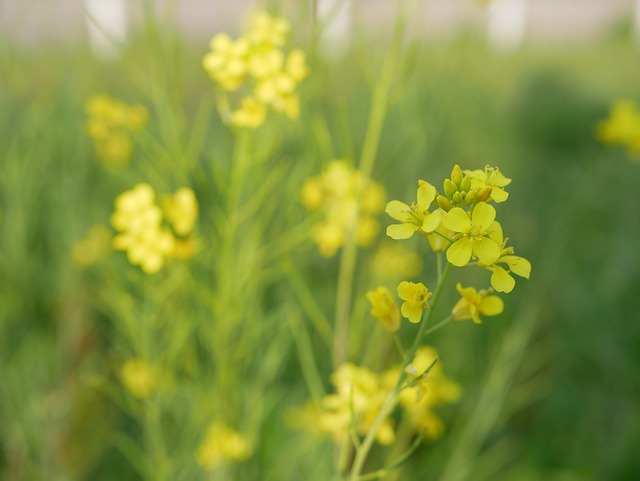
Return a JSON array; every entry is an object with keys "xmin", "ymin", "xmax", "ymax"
[
  {"xmin": 372, "ymin": 243, "xmax": 423, "ymax": 281},
  {"xmin": 451, "ymin": 283, "xmax": 503, "ymax": 324},
  {"xmin": 72, "ymin": 225, "xmax": 112, "ymax": 267},
  {"xmin": 597, "ymin": 98, "xmax": 640, "ymax": 158},
  {"xmin": 229, "ymin": 96, "xmax": 267, "ymax": 128},
  {"xmin": 366, "ymin": 287, "xmax": 401, "ymax": 332},
  {"xmin": 202, "ymin": 33, "xmax": 250, "ymax": 91},
  {"xmin": 443, "ymin": 202, "xmax": 501, "ymax": 267},
  {"xmin": 397, "ymin": 281, "xmax": 432, "ymax": 324},
  {"xmin": 386, "ymin": 180, "xmax": 442, "ymax": 240},
  {"xmin": 120, "ymin": 359, "xmax": 154, "ymax": 399},
  {"xmin": 197, "ymin": 423, "xmax": 252, "ymax": 471},
  {"xmin": 467, "ymin": 165, "xmax": 512, "ymax": 203},
  {"xmin": 479, "ymin": 222, "xmax": 532, "ymax": 293}
]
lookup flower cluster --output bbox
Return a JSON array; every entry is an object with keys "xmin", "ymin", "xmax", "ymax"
[
  {"xmin": 597, "ymin": 98, "xmax": 640, "ymax": 159},
  {"xmin": 387, "ymin": 165, "xmax": 530, "ymax": 297},
  {"xmin": 202, "ymin": 11, "xmax": 309, "ymax": 129},
  {"xmin": 111, "ymin": 184, "xmax": 199, "ymax": 273},
  {"xmin": 197, "ymin": 423, "xmax": 253, "ymax": 471},
  {"xmin": 292, "ymin": 350, "xmax": 459, "ymax": 443},
  {"xmin": 301, "ymin": 160, "xmax": 386, "ymax": 258},
  {"xmin": 85, "ymin": 93, "xmax": 148, "ymax": 166}
]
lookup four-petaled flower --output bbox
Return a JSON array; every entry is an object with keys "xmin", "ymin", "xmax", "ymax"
[
  {"xmin": 386, "ymin": 181, "xmax": 442, "ymax": 240},
  {"xmin": 451, "ymin": 283, "xmax": 503, "ymax": 324},
  {"xmin": 397, "ymin": 281, "xmax": 432, "ymax": 324},
  {"xmin": 367, "ymin": 287, "xmax": 401, "ymax": 332},
  {"xmin": 479, "ymin": 222, "xmax": 531, "ymax": 293},
  {"xmin": 443, "ymin": 202, "xmax": 501, "ymax": 267}
]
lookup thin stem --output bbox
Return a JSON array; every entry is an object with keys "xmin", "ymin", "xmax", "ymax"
[
  {"xmin": 433, "ymin": 230, "xmax": 455, "ymax": 243},
  {"xmin": 423, "ymin": 315, "xmax": 453, "ymax": 337},
  {"xmin": 348, "ymin": 263, "xmax": 452, "ymax": 481}
]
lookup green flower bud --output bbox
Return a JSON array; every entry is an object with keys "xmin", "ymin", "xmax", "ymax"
[
  {"xmin": 460, "ymin": 175, "xmax": 471, "ymax": 192},
  {"xmin": 465, "ymin": 189, "xmax": 478, "ymax": 205},
  {"xmin": 478, "ymin": 186, "xmax": 492, "ymax": 202},
  {"xmin": 452, "ymin": 191, "xmax": 463, "ymax": 204}
]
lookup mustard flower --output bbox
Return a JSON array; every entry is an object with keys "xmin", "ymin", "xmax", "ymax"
[
  {"xmin": 437, "ymin": 164, "xmax": 491, "ymax": 212},
  {"xmin": 366, "ymin": 287, "xmax": 401, "ymax": 332},
  {"xmin": 397, "ymin": 281, "xmax": 432, "ymax": 324},
  {"xmin": 246, "ymin": 11, "xmax": 290, "ymax": 48},
  {"xmin": 197, "ymin": 423, "xmax": 252, "ymax": 471},
  {"xmin": 386, "ymin": 180, "xmax": 442, "ymax": 240},
  {"xmin": 228, "ymin": 96, "xmax": 267, "ymax": 128},
  {"xmin": 202, "ymin": 33, "xmax": 250, "ymax": 91},
  {"xmin": 72, "ymin": 225, "xmax": 112, "ymax": 267},
  {"xmin": 120, "ymin": 359, "xmax": 154, "ymax": 399},
  {"xmin": 451, "ymin": 283, "xmax": 503, "ymax": 324},
  {"xmin": 442, "ymin": 202, "xmax": 501, "ymax": 267},
  {"xmin": 467, "ymin": 165, "xmax": 512, "ymax": 203},
  {"xmin": 372, "ymin": 243, "xmax": 423, "ymax": 281}
]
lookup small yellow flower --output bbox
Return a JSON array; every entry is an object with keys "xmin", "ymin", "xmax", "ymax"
[
  {"xmin": 479, "ymin": 222, "xmax": 532, "ymax": 293},
  {"xmin": 366, "ymin": 287, "xmax": 401, "ymax": 332},
  {"xmin": 372, "ymin": 243, "xmax": 423, "ymax": 281},
  {"xmin": 386, "ymin": 181, "xmax": 442, "ymax": 240},
  {"xmin": 72, "ymin": 225, "xmax": 112, "ymax": 267},
  {"xmin": 397, "ymin": 281, "xmax": 432, "ymax": 324},
  {"xmin": 597, "ymin": 98, "xmax": 640, "ymax": 157},
  {"xmin": 197, "ymin": 423, "xmax": 252, "ymax": 471},
  {"xmin": 467, "ymin": 165, "xmax": 511, "ymax": 203},
  {"xmin": 442, "ymin": 202, "xmax": 501, "ymax": 267},
  {"xmin": 451, "ymin": 283, "xmax": 503, "ymax": 324},
  {"xmin": 120, "ymin": 359, "xmax": 154, "ymax": 399},
  {"xmin": 312, "ymin": 221, "xmax": 345, "ymax": 258},
  {"xmin": 246, "ymin": 11, "xmax": 290, "ymax": 48},
  {"xmin": 202, "ymin": 33, "xmax": 250, "ymax": 91}
]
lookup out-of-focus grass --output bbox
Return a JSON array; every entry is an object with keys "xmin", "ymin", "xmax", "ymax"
[{"xmin": 1, "ymin": 14, "xmax": 640, "ymax": 481}]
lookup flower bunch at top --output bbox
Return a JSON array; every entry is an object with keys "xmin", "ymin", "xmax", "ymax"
[
  {"xmin": 111, "ymin": 184, "xmax": 199, "ymax": 273},
  {"xmin": 202, "ymin": 11, "xmax": 309, "ymax": 129},
  {"xmin": 85, "ymin": 93, "xmax": 148, "ymax": 166},
  {"xmin": 291, "ymin": 350, "xmax": 459, "ymax": 444},
  {"xmin": 301, "ymin": 160, "xmax": 386, "ymax": 258},
  {"xmin": 597, "ymin": 98, "xmax": 640, "ymax": 159},
  {"xmin": 386, "ymin": 164, "xmax": 531, "ymax": 295},
  {"xmin": 197, "ymin": 423, "xmax": 252, "ymax": 471}
]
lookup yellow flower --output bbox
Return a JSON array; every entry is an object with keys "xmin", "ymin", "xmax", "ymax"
[
  {"xmin": 597, "ymin": 98, "xmax": 640, "ymax": 157},
  {"xmin": 356, "ymin": 216, "xmax": 381, "ymax": 247},
  {"xmin": 110, "ymin": 183, "xmax": 160, "ymax": 233},
  {"xmin": 120, "ymin": 359, "xmax": 154, "ymax": 399},
  {"xmin": 246, "ymin": 11, "xmax": 290, "ymax": 49},
  {"xmin": 480, "ymin": 222, "xmax": 531, "ymax": 293},
  {"xmin": 312, "ymin": 221, "xmax": 345, "ymax": 258},
  {"xmin": 300, "ymin": 178, "xmax": 324, "ymax": 210},
  {"xmin": 202, "ymin": 33, "xmax": 250, "ymax": 91},
  {"xmin": 163, "ymin": 187, "xmax": 199, "ymax": 236},
  {"xmin": 366, "ymin": 287, "xmax": 401, "ymax": 332},
  {"xmin": 397, "ymin": 281, "xmax": 432, "ymax": 324},
  {"xmin": 451, "ymin": 283, "xmax": 503, "ymax": 324},
  {"xmin": 386, "ymin": 180, "xmax": 442, "ymax": 240},
  {"xmin": 72, "ymin": 225, "xmax": 112, "ymax": 267},
  {"xmin": 426, "ymin": 214, "xmax": 454, "ymax": 253},
  {"xmin": 229, "ymin": 96, "xmax": 267, "ymax": 128},
  {"xmin": 197, "ymin": 423, "xmax": 252, "ymax": 471},
  {"xmin": 285, "ymin": 48, "xmax": 310, "ymax": 83},
  {"xmin": 372, "ymin": 243, "xmax": 423, "ymax": 281},
  {"xmin": 443, "ymin": 202, "xmax": 501, "ymax": 267},
  {"xmin": 467, "ymin": 165, "xmax": 512, "ymax": 203}
]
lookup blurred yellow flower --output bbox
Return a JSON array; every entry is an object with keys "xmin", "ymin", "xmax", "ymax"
[
  {"xmin": 366, "ymin": 286, "xmax": 401, "ymax": 332},
  {"xmin": 467, "ymin": 165, "xmax": 511, "ymax": 203},
  {"xmin": 397, "ymin": 281, "xmax": 432, "ymax": 324},
  {"xmin": 120, "ymin": 359, "xmax": 154, "ymax": 399},
  {"xmin": 203, "ymin": 11, "xmax": 309, "ymax": 129},
  {"xmin": 72, "ymin": 224, "xmax": 112, "ymax": 267},
  {"xmin": 597, "ymin": 98, "xmax": 640, "ymax": 158},
  {"xmin": 302, "ymin": 160, "xmax": 386, "ymax": 258},
  {"xmin": 443, "ymin": 202, "xmax": 501, "ymax": 267},
  {"xmin": 451, "ymin": 283, "xmax": 503, "ymax": 324},
  {"xmin": 85, "ymin": 93, "xmax": 148, "ymax": 166},
  {"xmin": 197, "ymin": 423, "xmax": 252, "ymax": 471},
  {"xmin": 372, "ymin": 243, "xmax": 423, "ymax": 280}
]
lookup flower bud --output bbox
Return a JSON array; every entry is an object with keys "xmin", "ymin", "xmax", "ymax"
[
  {"xmin": 464, "ymin": 189, "xmax": 478, "ymax": 205},
  {"xmin": 452, "ymin": 192, "xmax": 463, "ymax": 204},
  {"xmin": 437, "ymin": 195, "xmax": 452, "ymax": 211},
  {"xmin": 460, "ymin": 175, "xmax": 471, "ymax": 192},
  {"xmin": 478, "ymin": 187, "xmax": 492, "ymax": 202},
  {"xmin": 443, "ymin": 179, "xmax": 457, "ymax": 198},
  {"xmin": 451, "ymin": 165, "xmax": 463, "ymax": 186}
]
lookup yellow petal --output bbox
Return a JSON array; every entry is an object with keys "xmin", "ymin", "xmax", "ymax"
[
  {"xmin": 443, "ymin": 208, "xmax": 471, "ymax": 233},
  {"xmin": 491, "ymin": 265, "xmax": 515, "ymax": 293},
  {"xmin": 401, "ymin": 302, "xmax": 422, "ymax": 324},
  {"xmin": 417, "ymin": 182, "xmax": 436, "ymax": 209},
  {"xmin": 502, "ymin": 256, "xmax": 531, "ymax": 279},
  {"xmin": 385, "ymin": 200, "xmax": 412, "ymax": 221},
  {"xmin": 471, "ymin": 202, "xmax": 496, "ymax": 228},
  {"xmin": 397, "ymin": 281, "xmax": 412, "ymax": 301},
  {"xmin": 491, "ymin": 187, "xmax": 509, "ymax": 203},
  {"xmin": 488, "ymin": 221, "xmax": 503, "ymax": 246},
  {"xmin": 422, "ymin": 210, "xmax": 442, "ymax": 233},
  {"xmin": 446, "ymin": 238, "xmax": 472, "ymax": 267},
  {"xmin": 480, "ymin": 295, "xmax": 504, "ymax": 316},
  {"xmin": 473, "ymin": 238, "xmax": 501, "ymax": 265},
  {"xmin": 386, "ymin": 223, "xmax": 415, "ymax": 240}
]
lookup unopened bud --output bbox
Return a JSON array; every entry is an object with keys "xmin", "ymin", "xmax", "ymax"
[
  {"xmin": 437, "ymin": 195, "xmax": 452, "ymax": 211},
  {"xmin": 452, "ymin": 192, "xmax": 463, "ymax": 204},
  {"xmin": 478, "ymin": 187, "xmax": 492, "ymax": 202},
  {"xmin": 460, "ymin": 175, "xmax": 471, "ymax": 192},
  {"xmin": 451, "ymin": 165, "xmax": 463, "ymax": 186},
  {"xmin": 443, "ymin": 179, "xmax": 457, "ymax": 198},
  {"xmin": 465, "ymin": 189, "xmax": 478, "ymax": 204}
]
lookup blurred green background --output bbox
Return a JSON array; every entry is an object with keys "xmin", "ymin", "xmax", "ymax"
[{"xmin": 1, "ymin": 3, "xmax": 640, "ymax": 480}]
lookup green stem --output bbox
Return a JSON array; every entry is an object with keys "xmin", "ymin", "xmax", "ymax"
[
  {"xmin": 423, "ymin": 315, "xmax": 453, "ymax": 337},
  {"xmin": 347, "ymin": 264, "xmax": 452, "ymax": 481}
]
